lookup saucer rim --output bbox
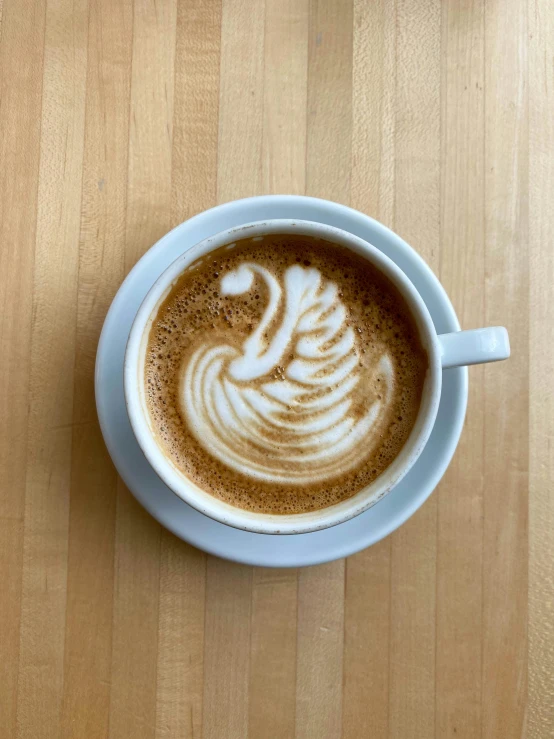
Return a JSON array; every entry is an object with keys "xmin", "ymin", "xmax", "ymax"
[{"xmin": 95, "ymin": 195, "xmax": 468, "ymax": 567}]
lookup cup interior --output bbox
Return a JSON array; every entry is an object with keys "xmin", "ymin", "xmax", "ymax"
[{"xmin": 124, "ymin": 220, "xmax": 442, "ymax": 534}]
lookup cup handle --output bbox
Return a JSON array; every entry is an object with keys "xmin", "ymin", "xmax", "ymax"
[{"xmin": 437, "ymin": 327, "xmax": 510, "ymax": 369}]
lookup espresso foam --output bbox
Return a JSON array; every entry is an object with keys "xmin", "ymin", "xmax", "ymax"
[{"xmin": 145, "ymin": 234, "xmax": 428, "ymax": 514}]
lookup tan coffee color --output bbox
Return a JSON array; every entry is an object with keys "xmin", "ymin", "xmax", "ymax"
[{"xmin": 145, "ymin": 234, "xmax": 427, "ymax": 514}]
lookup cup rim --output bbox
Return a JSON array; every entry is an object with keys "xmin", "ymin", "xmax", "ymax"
[{"xmin": 124, "ymin": 219, "xmax": 442, "ymax": 534}]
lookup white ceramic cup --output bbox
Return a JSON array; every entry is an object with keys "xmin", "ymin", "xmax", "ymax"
[{"xmin": 124, "ymin": 220, "xmax": 509, "ymax": 535}]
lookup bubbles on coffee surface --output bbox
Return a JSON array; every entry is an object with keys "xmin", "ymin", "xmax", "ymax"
[{"xmin": 144, "ymin": 234, "xmax": 428, "ymax": 514}]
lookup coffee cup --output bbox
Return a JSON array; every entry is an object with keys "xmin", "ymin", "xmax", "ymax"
[{"xmin": 124, "ymin": 220, "xmax": 509, "ymax": 534}]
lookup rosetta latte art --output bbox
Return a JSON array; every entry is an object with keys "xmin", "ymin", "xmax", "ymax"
[{"xmin": 181, "ymin": 263, "xmax": 394, "ymax": 484}]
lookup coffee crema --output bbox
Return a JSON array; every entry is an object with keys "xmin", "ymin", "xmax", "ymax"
[{"xmin": 145, "ymin": 234, "xmax": 428, "ymax": 514}]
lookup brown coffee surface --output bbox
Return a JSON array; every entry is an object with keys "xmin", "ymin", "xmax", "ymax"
[{"xmin": 145, "ymin": 234, "xmax": 428, "ymax": 514}]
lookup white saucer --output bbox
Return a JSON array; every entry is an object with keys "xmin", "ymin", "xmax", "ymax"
[{"xmin": 95, "ymin": 196, "xmax": 467, "ymax": 567}]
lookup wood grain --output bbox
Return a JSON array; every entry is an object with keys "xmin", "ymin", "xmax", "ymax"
[
  {"xmin": 171, "ymin": 0, "xmax": 221, "ymax": 223},
  {"xmin": 0, "ymin": 0, "xmax": 547, "ymax": 736},
  {"xmin": 0, "ymin": 0, "xmax": 46, "ymax": 735},
  {"xmin": 216, "ymin": 0, "xmax": 264, "ymax": 203},
  {"xmin": 62, "ymin": 2, "xmax": 132, "ymax": 736},
  {"xmin": 108, "ymin": 1, "xmax": 178, "ymax": 734},
  {"xmin": 249, "ymin": 568, "xmax": 298, "ymax": 739},
  {"xmin": 436, "ymin": 2, "xmax": 485, "ymax": 737},
  {"xmin": 262, "ymin": 0, "xmax": 308, "ymax": 196},
  {"xmin": 482, "ymin": 1, "xmax": 528, "ymax": 735},
  {"xmin": 203, "ymin": 561, "xmax": 252, "ymax": 739},
  {"xmin": 16, "ymin": 1, "xmax": 88, "ymax": 737},
  {"xmin": 529, "ymin": 0, "xmax": 554, "ymax": 734},
  {"xmin": 155, "ymin": 538, "xmax": 206, "ymax": 739}
]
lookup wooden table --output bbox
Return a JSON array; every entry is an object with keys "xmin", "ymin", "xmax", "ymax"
[{"xmin": 1, "ymin": 0, "xmax": 551, "ymax": 737}]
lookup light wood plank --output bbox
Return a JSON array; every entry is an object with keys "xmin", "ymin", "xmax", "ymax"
[
  {"xmin": 15, "ymin": 1, "xmax": 88, "ymax": 736},
  {"xmin": 394, "ymin": 0, "xmax": 441, "ymax": 269},
  {"xmin": 529, "ymin": 0, "xmax": 554, "ymax": 733},
  {"xmin": 435, "ymin": 2, "xmax": 485, "ymax": 737},
  {"xmin": 155, "ymin": 538, "xmax": 206, "ymax": 739},
  {"xmin": 109, "ymin": 489, "xmax": 161, "ymax": 739},
  {"xmin": 170, "ymin": 0, "xmax": 221, "ymax": 224},
  {"xmin": 261, "ymin": 0, "xmax": 308, "ymax": 196},
  {"xmin": 61, "ymin": 2, "xmax": 133, "ymax": 736},
  {"xmin": 482, "ymin": 0, "xmax": 528, "ymax": 735},
  {"xmin": 343, "ymin": 541, "xmax": 391, "ymax": 739},
  {"xmin": 306, "ymin": 0, "xmax": 353, "ymax": 204},
  {"xmin": 389, "ymin": 2, "xmax": 441, "ymax": 737},
  {"xmin": 0, "ymin": 0, "xmax": 46, "ymax": 735},
  {"xmin": 296, "ymin": 562, "xmax": 345, "ymax": 739},
  {"xmin": 248, "ymin": 568, "xmax": 298, "ymax": 739},
  {"xmin": 350, "ymin": 0, "xmax": 395, "ymax": 225},
  {"xmin": 124, "ymin": 0, "xmax": 178, "ymax": 270},
  {"xmin": 108, "ymin": 2, "xmax": 178, "ymax": 736},
  {"xmin": 389, "ymin": 515, "xmax": 438, "ymax": 739},
  {"xmin": 202, "ymin": 560, "xmax": 252, "ymax": 739},
  {"xmin": 216, "ymin": 0, "xmax": 265, "ymax": 203}
]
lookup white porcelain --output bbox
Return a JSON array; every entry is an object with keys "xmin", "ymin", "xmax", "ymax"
[
  {"xmin": 96, "ymin": 195, "xmax": 471, "ymax": 566},
  {"xmin": 124, "ymin": 219, "xmax": 509, "ymax": 535},
  {"xmin": 439, "ymin": 326, "xmax": 509, "ymax": 368}
]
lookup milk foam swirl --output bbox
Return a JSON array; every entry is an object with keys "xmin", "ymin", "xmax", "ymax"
[{"xmin": 181, "ymin": 263, "xmax": 394, "ymax": 484}]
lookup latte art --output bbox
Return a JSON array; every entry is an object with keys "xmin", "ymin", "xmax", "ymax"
[
  {"xmin": 145, "ymin": 234, "xmax": 427, "ymax": 514},
  {"xmin": 181, "ymin": 264, "xmax": 394, "ymax": 483}
]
